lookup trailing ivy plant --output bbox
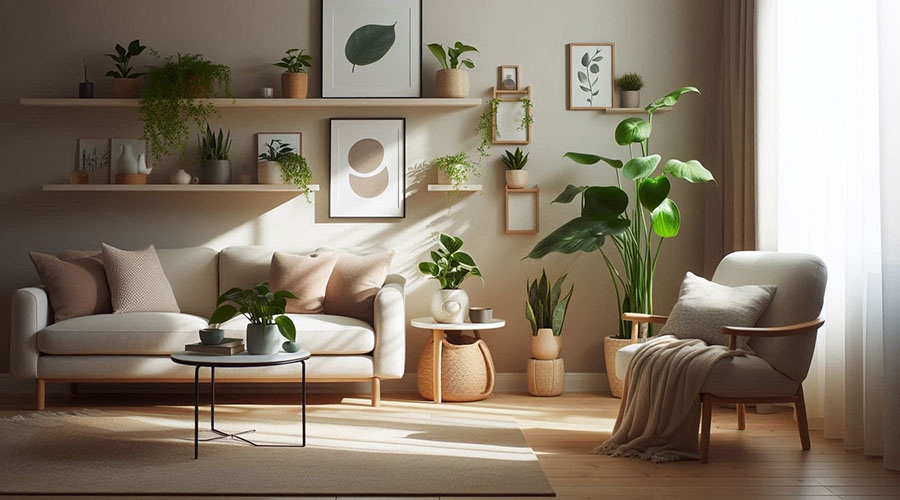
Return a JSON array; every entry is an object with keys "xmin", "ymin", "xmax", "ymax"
[
  {"xmin": 139, "ymin": 52, "xmax": 231, "ymax": 163},
  {"xmin": 519, "ymin": 97, "xmax": 534, "ymax": 131},
  {"xmin": 431, "ymin": 152, "xmax": 479, "ymax": 195},
  {"xmin": 105, "ymin": 39, "xmax": 147, "ymax": 79},
  {"xmin": 475, "ymin": 97, "xmax": 502, "ymax": 159},
  {"xmin": 525, "ymin": 87, "xmax": 715, "ymax": 339},
  {"xmin": 258, "ymin": 139, "xmax": 313, "ymax": 202}
]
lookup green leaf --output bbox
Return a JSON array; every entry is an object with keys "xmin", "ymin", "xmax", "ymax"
[
  {"xmin": 590, "ymin": 63, "xmax": 599, "ymax": 74},
  {"xmin": 345, "ymin": 22, "xmax": 396, "ymax": 72},
  {"xmin": 418, "ymin": 262, "xmax": 439, "ymax": 276},
  {"xmin": 645, "ymin": 86, "xmax": 700, "ymax": 113},
  {"xmin": 460, "ymin": 59, "xmax": 474, "ymax": 69},
  {"xmin": 638, "ymin": 175, "xmax": 671, "ymax": 211},
  {"xmin": 455, "ymin": 251, "xmax": 476, "ymax": 266},
  {"xmin": 426, "ymin": 43, "xmax": 449, "ymax": 70},
  {"xmin": 274, "ymin": 315, "xmax": 296, "ymax": 342},
  {"xmin": 581, "ymin": 186, "xmax": 629, "ymax": 219},
  {"xmin": 105, "ymin": 70, "xmax": 120, "ymax": 78},
  {"xmin": 553, "ymin": 184, "xmax": 587, "ymax": 204},
  {"xmin": 577, "ymin": 71, "xmax": 588, "ymax": 84},
  {"xmin": 651, "ymin": 199, "xmax": 681, "ymax": 237},
  {"xmin": 273, "ymin": 290, "xmax": 298, "ymax": 300},
  {"xmin": 623, "ymin": 154, "xmax": 661, "ymax": 180},
  {"xmin": 580, "ymin": 53, "xmax": 590, "ymax": 67},
  {"xmin": 115, "ymin": 44, "xmax": 126, "ymax": 57},
  {"xmin": 563, "ymin": 152, "xmax": 623, "ymax": 169},
  {"xmin": 662, "ymin": 159, "xmax": 715, "ymax": 184},
  {"xmin": 127, "ymin": 39, "xmax": 143, "ymax": 54},
  {"xmin": 551, "ymin": 285, "xmax": 573, "ymax": 335},
  {"xmin": 208, "ymin": 305, "xmax": 238, "ymax": 325},
  {"xmin": 525, "ymin": 300, "xmax": 537, "ymax": 335},
  {"xmin": 440, "ymin": 233, "xmax": 463, "ymax": 254},
  {"xmin": 525, "ymin": 216, "xmax": 629, "ymax": 259},
  {"xmin": 615, "ymin": 117, "xmax": 652, "ymax": 146}
]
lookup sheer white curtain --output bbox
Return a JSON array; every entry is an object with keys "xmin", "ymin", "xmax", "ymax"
[{"xmin": 757, "ymin": 0, "xmax": 900, "ymax": 469}]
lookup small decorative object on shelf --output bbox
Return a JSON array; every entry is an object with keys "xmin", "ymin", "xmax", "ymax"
[
  {"xmin": 498, "ymin": 65, "xmax": 519, "ymax": 90},
  {"xmin": 105, "ymin": 39, "xmax": 147, "ymax": 98},
  {"xmin": 260, "ymin": 87, "xmax": 274, "ymax": 98},
  {"xmin": 208, "ymin": 282, "xmax": 298, "ymax": 355},
  {"xmin": 198, "ymin": 123, "xmax": 232, "ymax": 184},
  {"xmin": 431, "ymin": 152, "xmax": 479, "ymax": 196},
  {"xmin": 616, "ymin": 72, "xmax": 644, "ymax": 109},
  {"xmin": 170, "ymin": 169, "xmax": 199, "ymax": 185},
  {"xmin": 526, "ymin": 269, "xmax": 573, "ymax": 360},
  {"xmin": 77, "ymin": 138, "xmax": 110, "ymax": 183},
  {"xmin": 199, "ymin": 327, "xmax": 225, "ymax": 345},
  {"xmin": 501, "ymin": 147, "xmax": 529, "ymax": 189},
  {"xmin": 428, "ymin": 41, "xmax": 478, "ymax": 98},
  {"xmin": 505, "ymin": 185, "xmax": 540, "ymax": 234},
  {"xmin": 111, "ymin": 138, "xmax": 150, "ymax": 182},
  {"xmin": 79, "ymin": 58, "xmax": 93, "ymax": 98},
  {"xmin": 282, "ymin": 340, "xmax": 301, "ymax": 353},
  {"xmin": 566, "ymin": 43, "xmax": 615, "ymax": 110},
  {"xmin": 274, "ymin": 48, "xmax": 312, "ymax": 99},
  {"xmin": 69, "ymin": 171, "xmax": 89, "ymax": 184},
  {"xmin": 419, "ymin": 233, "xmax": 483, "ymax": 324},
  {"xmin": 113, "ymin": 142, "xmax": 149, "ymax": 184},
  {"xmin": 469, "ymin": 306, "xmax": 493, "ymax": 323}
]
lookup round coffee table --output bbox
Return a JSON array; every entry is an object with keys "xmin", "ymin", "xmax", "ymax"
[
  {"xmin": 171, "ymin": 350, "xmax": 310, "ymax": 459},
  {"xmin": 409, "ymin": 317, "xmax": 505, "ymax": 403}
]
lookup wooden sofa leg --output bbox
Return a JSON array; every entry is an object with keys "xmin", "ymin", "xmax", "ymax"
[
  {"xmin": 35, "ymin": 379, "xmax": 45, "ymax": 411},
  {"xmin": 700, "ymin": 394, "xmax": 712, "ymax": 463},
  {"xmin": 371, "ymin": 378, "xmax": 381, "ymax": 407},
  {"xmin": 795, "ymin": 386, "xmax": 811, "ymax": 450},
  {"xmin": 737, "ymin": 403, "xmax": 746, "ymax": 430}
]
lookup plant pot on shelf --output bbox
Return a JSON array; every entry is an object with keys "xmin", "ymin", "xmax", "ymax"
[
  {"xmin": 246, "ymin": 324, "xmax": 281, "ymax": 355},
  {"xmin": 622, "ymin": 90, "xmax": 640, "ymax": 108},
  {"xmin": 437, "ymin": 169, "xmax": 451, "ymax": 185},
  {"xmin": 115, "ymin": 174, "xmax": 147, "ymax": 185},
  {"xmin": 111, "ymin": 78, "xmax": 139, "ymax": 98},
  {"xmin": 258, "ymin": 160, "xmax": 285, "ymax": 184},
  {"xmin": 200, "ymin": 159, "xmax": 231, "ymax": 184},
  {"xmin": 435, "ymin": 69, "xmax": 470, "ymax": 98},
  {"xmin": 604, "ymin": 336, "xmax": 633, "ymax": 398},
  {"xmin": 281, "ymin": 72, "xmax": 308, "ymax": 99},
  {"xmin": 505, "ymin": 170, "xmax": 528, "ymax": 189},
  {"xmin": 431, "ymin": 289, "xmax": 469, "ymax": 324},
  {"xmin": 417, "ymin": 332, "xmax": 495, "ymax": 402},
  {"xmin": 532, "ymin": 328, "xmax": 561, "ymax": 360},
  {"xmin": 527, "ymin": 358, "xmax": 565, "ymax": 397}
]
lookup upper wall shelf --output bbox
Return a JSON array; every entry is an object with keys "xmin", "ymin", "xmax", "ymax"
[
  {"xmin": 602, "ymin": 107, "xmax": 672, "ymax": 114},
  {"xmin": 20, "ymin": 98, "xmax": 482, "ymax": 109},
  {"xmin": 43, "ymin": 184, "xmax": 320, "ymax": 193}
]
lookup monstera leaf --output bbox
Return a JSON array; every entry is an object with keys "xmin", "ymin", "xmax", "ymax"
[
  {"xmin": 345, "ymin": 22, "xmax": 396, "ymax": 72},
  {"xmin": 526, "ymin": 216, "xmax": 629, "ymax": 259}
]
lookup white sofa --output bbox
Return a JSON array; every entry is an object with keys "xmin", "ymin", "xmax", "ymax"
[{"xmin": 10, "ymin": 246, "xmax": 406, "ymax": 409}]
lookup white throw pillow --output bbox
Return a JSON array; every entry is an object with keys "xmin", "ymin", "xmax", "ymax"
[
  {"xmin": 102, "ymin": 243, "xmax": 180, "ymax": 314},
  {"xmin": 659, "ymin": 272, "xmax": 776, "ymax": 352}
]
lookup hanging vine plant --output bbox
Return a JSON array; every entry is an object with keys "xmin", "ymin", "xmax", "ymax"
[
  {"xmin": 475, "ymin": 97, "xmax": 502, "ymax": 160},
  {"xmin": 519, "ymin": 97, "xmax": 534, "ymax": 131},
  {"xmin": 139, "ymin": 52, "xmax": 231, "ymax": 163}
]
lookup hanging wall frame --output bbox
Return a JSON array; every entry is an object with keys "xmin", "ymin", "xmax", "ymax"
[{"xmin": 492, "ymin": 86, "xmax": 532, "ymax": 145}]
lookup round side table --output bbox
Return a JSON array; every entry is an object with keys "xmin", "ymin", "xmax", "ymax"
[{"xmin": 410, "ymin": 317, "xmax": 505, "ymax": 403}]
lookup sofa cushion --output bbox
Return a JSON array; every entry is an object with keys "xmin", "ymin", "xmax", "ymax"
[
  {"xmin": 29, "ymin": 251, "xmax": 111, "ymax": 322},
  {"xmin": 156, "ymin": 247, "xmax": 219, "ymax": 318},
  {"xmin": 102, "ymin": 243, "xmax": 180, "ymax": 314},
  {"xmin": 219, "ymin": 314, "xmax": 375, "ymax": 355},
  {"xmin": 270, "ymin": 252, "xmax": 338, "ymax": 313},
  {"xmin": 220, "ymin": 246, "xmax": 319, "ymax": 295},
  {"xmin": 38, "ymin": 312, "xmax": 208, "ymax": 355},
  {"xmin": 323, "ymin": 251, "xmax": 393, "ymax": 325}
]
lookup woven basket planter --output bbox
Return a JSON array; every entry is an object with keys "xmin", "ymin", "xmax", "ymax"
[{"xmin": 417, "ymin": 332, "xmax": 495, "ymax": 402}]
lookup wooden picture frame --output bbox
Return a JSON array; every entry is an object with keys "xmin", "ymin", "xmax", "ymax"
[
  {"xmin": 498, "ymin": 65, "xmax": 520, "ymax": 90},
  {"xmin": 566, "ymin": 43, "xmax": 615, "ymax": 110},
  {"xmin": 492, "ymin": 86, "xmax": 532, "ymax": 145},
  {"xmin": 505, "ymin": 185, "xmax": 540, "ymax": 234}
]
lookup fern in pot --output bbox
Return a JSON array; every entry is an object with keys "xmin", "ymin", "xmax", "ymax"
[
  {"xmin": 418, "ymin": 233, "xmax": 483, "ymax": 323},
  {"xmin": 431, "ymin": 152, "xmax": 479, "ymax": 195},
  {"xmin": 501, "ymin": 147, "xmax": 529, "ymax": 189},
  {"xmin": 208, "ymin": 282, "xmax": 299, "ymax": 354},
  {"xmin": 257, "ymin": 139, "xmax": 313, "ymax": 202},
  {"xmin": 526, "ymin": 270, "xmax": 574, "ymax": 360},
  {"xmin": 198, "ymin": 123, "xmax": 231, "ymax": 184}
]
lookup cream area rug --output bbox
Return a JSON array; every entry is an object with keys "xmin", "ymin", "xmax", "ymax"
[{"xmin": 0, "ymin": 407, "xmax": 555, "ymax": 497}]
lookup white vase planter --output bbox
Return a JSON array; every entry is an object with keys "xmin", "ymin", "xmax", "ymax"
[
  {"xmin": 246, "ymin": 324, "xmax": 281, "ymax": 355},
  {"xmin": 257, "ymin": 160, "xmax": 285, "ymax": 184},
  {"xmin": 431, "ymin": 289, "xmax": 470, "ymax": 323},
  {"xmin": 531, "ymin": 328, "xmax": 562, "ymax": 360},
  {"xmin": 505, "ymin": 170, "xmax": 528, "ymax": 189}
]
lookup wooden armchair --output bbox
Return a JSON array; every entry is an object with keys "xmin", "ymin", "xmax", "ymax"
[{"xmin": 615, "ymin": 251, "xmax": 828, "ymax": 463}]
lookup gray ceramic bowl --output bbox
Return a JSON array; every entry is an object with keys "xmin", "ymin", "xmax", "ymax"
[
  {"xmin": 469, "ymin": 307, "xmax": 493, "ymax": 323},
  {"xmin": 199, "ymin": 328, "xmax": 225, "ymax": 345}
]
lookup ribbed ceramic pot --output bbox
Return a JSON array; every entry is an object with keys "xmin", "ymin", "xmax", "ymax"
[
  {"xmin": 200, "ymin": 160, "xmax": 231, "ymax": 184},
  {"xmin": 531, "ymin": 328, "xmax": 561, "ymax": 360},
  {"xmin": 604, "ymin": 336, "xmax": 632, "ymax": 398},
  {"xmin": 281, "ymin": 73, "xmax": 308, "ymax": 99},
  {"xmin": 622, "ymin": 90, "xmax": 640, "ymax": 108},
  {"xmin": 258, "ymin": 160, "xmax": 285, "ymax": 184},
  {"xmin": 431, "ymin": 289, "xmax": 469, "ymax": 324},
  {"xmin": 505, "ymin": 170, "xmax": 528, "ymax": 189},
  {"xmin": 111, "ymin": 78, "xmax": 139, "ymax": 98},
  {"xmin": 435, "ymin": 69, "xmax": 470, "ymax": 98},
  {"xmin": 246, "ymin": 324, "xmax": 281, "ymax": 355}
]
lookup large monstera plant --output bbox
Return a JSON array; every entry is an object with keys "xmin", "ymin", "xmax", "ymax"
[{"xmin": 526, "ymin": 87, "xmax": 715, "ymax": 338}]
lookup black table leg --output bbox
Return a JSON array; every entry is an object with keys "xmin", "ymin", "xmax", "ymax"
[
  {"xmin": 302, "ymin": 359, "xmax": 306, "ymax": 447},
  {"xmin": 210, "ymin": 366, "xmax": 215, "ymax": 429},
  {"xmin": 194, "ymin": 366, "xmax": 199, "ymax": 460}
]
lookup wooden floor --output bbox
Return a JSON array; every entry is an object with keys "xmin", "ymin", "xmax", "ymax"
[{"xmin": 1, "ymin": 390, "xmax": 898, "ymax": 500}]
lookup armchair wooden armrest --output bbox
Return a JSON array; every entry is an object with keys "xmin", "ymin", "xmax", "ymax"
[
  {"xmin": 720, "ymin": 317, "xmax": 825, "ymax": 349},
  {"xmin": 622, "ymin": 313, "xmax": 669, "ymax": 342}
]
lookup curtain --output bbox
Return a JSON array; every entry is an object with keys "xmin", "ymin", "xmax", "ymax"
[{"xmin": 757, "ymin": 0, "xmax": 900, "ymax": 470}]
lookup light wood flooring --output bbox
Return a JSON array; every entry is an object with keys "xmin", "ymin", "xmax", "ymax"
[{"xmin": 1, "ymin": 390, "xmax": 898, "ymax": 500}]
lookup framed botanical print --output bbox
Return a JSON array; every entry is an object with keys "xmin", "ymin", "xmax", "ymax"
[
  {"xmin": 321, "ymin": 0, "xmax": 422, "ymax": 98},
  {"xmin": 566, "ymin": 43, "xmax": 615, "ymax": 110},
  {"xmin": 329, "ymin": 118, "xmax": 406, "ymax": 218},
  {"xmin": 77, "ymin": 138, "xmax": 110, "ymax": 184}
]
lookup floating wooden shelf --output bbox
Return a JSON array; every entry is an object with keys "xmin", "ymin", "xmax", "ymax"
[
  {"xmin": 43, "ymin": 184, "xmax": 320, "ymax": 193},
  {"xmin": 20, "ymin": 98, "xmax": 482, "ymax": 108},
  {"xmin": 426, "ymin": 184, "xmax": 483, "ymax": 192},
  {"xmin": 602, "ymin": 107, "xmax": 672, "ymax": 114}
]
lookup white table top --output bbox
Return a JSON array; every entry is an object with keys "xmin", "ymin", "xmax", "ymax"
[
  {"xmin": 171, "ymin": 350, "xmax": 311, "ymax": 367},
  {"xmin": 410, "ymin": 317, "xmax": 506, "ymax": 330}
]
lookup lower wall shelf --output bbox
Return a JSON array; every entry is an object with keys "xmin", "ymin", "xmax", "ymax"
[
  {"xmin": 426, "ymin": 184, "xmax": 483, "ymax": 192},
  {"xmin": 43, "ymin": 184, "xmax": 320, "ymax": 193}
]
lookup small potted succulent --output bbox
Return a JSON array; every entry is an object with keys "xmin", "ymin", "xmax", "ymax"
[
  {"xmin": 427, "ymin": 42, "xmax": 478, "ymax": 98},
  {"xmin": 209, "ymin": 282, "xmax": 299, "ymax": 355},
  {"xmin": 616, "ymin": 72, "xmax": 644, "ymax": 108},
  {"xmin": 274, "ymin": 48, "xmax": 313, "ymax": 99},
  {"xmin": 257, "ymin": 139, "xmax": 313, "ymax": 202},
  {"xmin": 501, "ymin": 147, "xmax": 529, "ymax": 189},
  {"xmin": 431, "ymin": 152, "xmax": 479, "ymax": 194},
  {"xmin": 418, "ymin": 233, "xmax": 483, "ymax": 324},
  {"xmin": 198, "ymin": 123, "xmax": 231, "ymax": 184},
  {"xmin": 105, "ymin": 39, "xmax": 147, "ymax": 98},
  {"xmin": 526, "ymin": 270, "xmax": 574, "ymax": 360}
]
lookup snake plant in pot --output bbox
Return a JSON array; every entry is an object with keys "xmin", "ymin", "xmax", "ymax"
[
  {"xmin": 418, "ymin": 233, "xmax": 483, "ymax": 323},
  {"xmin": 524, "ymin": 86, "xmax": 715, "ymax": 396},
  {"xmin": 208, "ymin": 282, "xmax": 299, "ymax": 354},
  {"xmin": 197, "ymin": 123, "xmax": 231, "ymax": 184},
  {"xmin": 526, "ymin": 270, "xmax": 574, "ymax": 360}
]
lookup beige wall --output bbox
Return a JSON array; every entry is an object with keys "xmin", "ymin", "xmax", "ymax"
[{"xmin": 0, "ymin": 0, "xmax": 722, "ymax": 376}]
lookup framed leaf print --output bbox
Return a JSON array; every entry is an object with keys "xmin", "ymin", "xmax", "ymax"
[
  {"xmin": 321, "ymin": 0, "xmax": 422, "ymax": 98},
  {"xmin": 566, "ymin": 43, "xmax": 615, "ymax": 110}
]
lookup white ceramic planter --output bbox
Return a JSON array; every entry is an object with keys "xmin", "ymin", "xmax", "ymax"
[
  {"xmin": 622, "ymin": 90, "xmax": 640, "ymax": 108},
  {"xmin": 246, "ymin": 324, "xmax": 281, "ymax": 355},
  {"xmin": 505, "ymin": 170, "xmax": 528, "ymax": 189},
  {"xmin": 431, "ymin": 289, "xmax": 470, "ymax": 323},
  {"xmin": 531, "ymin": 328, "xmax": 562, "ymax": 360},
  {"xmin": 258, "ymin": 160, "xmax": 285, "ymax": 184}
]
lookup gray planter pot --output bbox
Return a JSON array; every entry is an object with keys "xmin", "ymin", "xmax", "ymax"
[
  {"xmin": 622, "ymin": 90, "xmax": 640, "ymax": 109},
  {"xmin": 200, "ymin": 159, "xmax": 231, "ymax": 184},
  {"xmin": 246, "ymin": 324, "xmax": 281, "ymax": 355}
]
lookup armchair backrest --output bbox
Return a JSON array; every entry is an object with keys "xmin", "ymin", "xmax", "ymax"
[{"xmin": 711, "ymin": 251, "xmax": 827, "ymax": 382}]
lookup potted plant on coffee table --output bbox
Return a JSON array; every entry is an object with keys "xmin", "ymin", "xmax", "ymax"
[
  {"xmin": 198, "ymin": 123, "xmax": 231, "ymax": 184},
  {"xmin": 274, "ymin": 48, "xmax": 313, "ymax": 98},
  {"xmin": 257, "ymin": 139, "xmax": 313, "ymax": 202},
  {"xmin": 419, "ymin": 233, "xmax": 483, "ymax": 324},
  {"xmin": 526, "ymin": 270, "xmax": 574, "ymax": 360},
  {"xmin": 427, "ymin": 41, "xmax": 478, "ymax": 98},
  {"xmin": 501, "ymin": 147, "xmax": 529, "ymax": 189},
  {"xmin": 208, "ymin": 282, "xmax": 299, "ymax": 355},
  {"xmin": 105, "ymin": 39, "xmax": 147, "ymax": 98}
]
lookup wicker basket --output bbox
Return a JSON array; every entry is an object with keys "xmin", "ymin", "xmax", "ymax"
[{"xmin": 417, "ymin": 332, "xmax": 495, "ymax": 402}]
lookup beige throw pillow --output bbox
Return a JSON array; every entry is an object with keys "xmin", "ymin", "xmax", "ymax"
[
  {"xmin": 323, "ymin": 251, "xmax": 393, "ymax": 325},
  {"xmin": 659, "ymin": 272, "xmax": 776, "ymax": 352},
  {"xmin": 29, "ymin": 251, "xmax": 112, "ymax": 322},
  {"xmin": 270, "ymin": 251, "xmax": 339, "ymax": 314},
  {"xmin": 101, "ymin": 243, "xmax": 180, "ymax": 313}
]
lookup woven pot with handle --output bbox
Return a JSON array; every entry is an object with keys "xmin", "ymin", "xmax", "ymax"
[{"xmin": 417, "ymin": 333, "xmax": 495, "ymax": 402}]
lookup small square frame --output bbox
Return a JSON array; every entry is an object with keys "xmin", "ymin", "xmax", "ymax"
[{"xmin": 498, "ymin": 65, "xmax": 520, "ymax": 90}]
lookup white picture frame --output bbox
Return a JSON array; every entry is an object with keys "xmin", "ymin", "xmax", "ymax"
[
  {"xmin": 77, "ymin": 138, "xmax": 110, "ymax": 184},
  {"xmin": 567, "ymin": 43, "xmax": 615, "ymax": 110},
  {"xmin": 321, "ymin": 0, "xmax": 422, "ymax": 98},
  {"xmin": 110, "ymin": 138, "xmax": 147, "ymax": 176},
  {"xmin": 329, "ymin": 118, "xmax": 406, "ymax": 218}
]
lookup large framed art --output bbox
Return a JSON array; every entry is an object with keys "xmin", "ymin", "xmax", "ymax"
[
  {"xmin": 321, "ymin": 0, "xmax": 422, "ymax": 98},
  {"xmin": 329, "ymin": 118, "xmax": 406, "ymax": 218}
]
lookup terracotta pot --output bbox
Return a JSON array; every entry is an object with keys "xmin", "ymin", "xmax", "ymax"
[
  {"xmin": 604, "ymin": 336, "xmax": 633, "ymax": 398},
  {"xmin": 282, "ymin": 73, "xmax": 308, "ymax": 99},
  {"xmin": 115, "ymin": 173, "xmax": 147, "ymax": 185},
  {"xmin": 527, "ymin": 358, "xmax": 565, "ymax": 397},
  {"xmin": 531, "ymin": 328, "xmax": 561, "ymax": 360},
  {"xmin": 435, "ymin": 69, "xmax": 470, "ymax": 98},
  {"xmin": 431, "ymin": 289, "xmax": 469, "ymax": 323},
  {"xmin": 622, "ymin": 90, "xmax": 640, "ymax": 108},
  {"xmin": 417, "ymin": 332, "xmax": 495, "ymax": 402},
  {"xmin": 257, "ymin": 160, "xmax": 285, "ymax": 184},
  {"xmin": 505, "ymin": 170, "xmax": 528, "ymax": 189},
  {"xmin": 111, "ymin": 78, "xmax": 139, "ymax": 98},
  {"xmin": 69, "ymin": 171, "xmax": 89, "ymax": 184}
]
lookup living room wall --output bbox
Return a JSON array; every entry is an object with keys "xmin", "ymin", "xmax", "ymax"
[{"xmin": 0, "ymin": 0, "xmax": 722, "ymax": 381}]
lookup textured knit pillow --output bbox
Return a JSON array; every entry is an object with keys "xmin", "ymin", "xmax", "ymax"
[
  {"xmin": 29, "ymin": 251, "xmax": 111, "ymax": 322},
  {"xmin": 270, "ymin": 251, "xmax": 339, "ymax": 314},
  {"xmin": 101, "ymin": 243, "xmax": 180, "ymax": 313},
  {"xmin": 323, "ymin": 251, "xmax": 393, "ymax": 325},
  {"xmin": 659, "ymin": 272, "xmax": 776, "ymax": 351}
]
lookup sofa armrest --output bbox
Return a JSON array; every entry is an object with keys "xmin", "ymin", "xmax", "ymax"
[
  {"xmin": 10, "ymin": 287, "xmax": 51, "ymax": 379},
  {"xmin": 373, "ymin": 274, "xmax": 406, "ymax": 379}
]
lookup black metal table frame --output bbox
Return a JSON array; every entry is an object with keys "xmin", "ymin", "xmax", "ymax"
[{"xmin": 187, "ymin": 359, "xmax": 306, "ymax": 459}]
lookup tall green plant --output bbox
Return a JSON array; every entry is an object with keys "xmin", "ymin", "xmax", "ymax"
[
  {"xmin": 526, "ymin": 270, "xmax": 574, "ymax": 337},
  {"xmin": 525, "ymin": 87, "xmax": 715, "ymax": 338}
]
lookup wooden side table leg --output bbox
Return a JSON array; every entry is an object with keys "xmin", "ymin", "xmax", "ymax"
[{"xmin": 432, "ymin": 329, "xmax": 443, "ymax": 404}]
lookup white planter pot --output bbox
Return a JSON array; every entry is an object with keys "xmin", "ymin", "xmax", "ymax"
[
  {"xmin": 246, "ymin": 324, "xmax": 281, "ymax": 355},
  {"xmin": 531, "ymin": 328, "xmax": 562, "ymax": 360},
  {"xmin": 505, "ymin": 170, "xmax": 528, "ymax": 189},
  {"xmin": 622, "ymin": 90, "xmax": 640, "ymax": 108},
  {"xmin": 431, "ymin": 289, "xmax": 470, "ymax": 324},
  {"xmin": 257, "ymin": 160, "xmax": 285, "ymax": 184}
]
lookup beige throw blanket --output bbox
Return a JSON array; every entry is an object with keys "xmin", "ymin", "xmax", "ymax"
[{"xmin": 593, "ymin": 335, "xmax": 741, "ymax": 462}]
